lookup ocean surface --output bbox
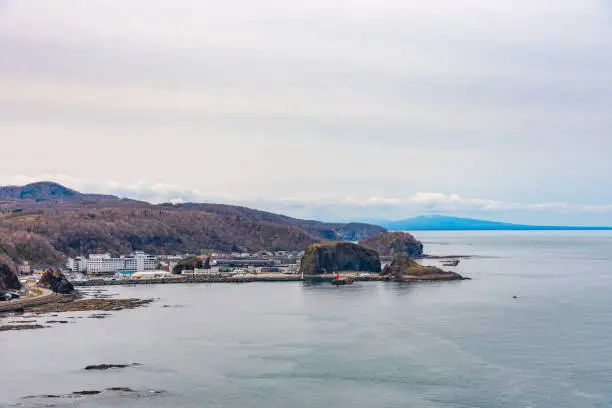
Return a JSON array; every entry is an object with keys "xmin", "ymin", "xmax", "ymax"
[{"xmin": 2, "ymin": 231, "xmax": 612, "ymax": 407}]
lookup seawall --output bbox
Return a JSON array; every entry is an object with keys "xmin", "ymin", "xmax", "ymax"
[
  {"xmin": 73, "ymin": 276, "xmax": 304, "ymax": 286},
  {"xmin": 71, "ymin": 273, "xmax": 465, "ymax": 287}
]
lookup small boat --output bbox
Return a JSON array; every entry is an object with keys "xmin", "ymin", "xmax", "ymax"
[{"xmin": 441, "ymin": 259, "xmax": 460, "ymax": 267}]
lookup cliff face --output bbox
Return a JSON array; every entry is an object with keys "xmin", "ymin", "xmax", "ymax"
[
  {"xmin": 382, "ymin": 253, "xmax": 462, "ymax": 280},
  {"xmin": 0, "ymin": 255, "xmax": 21, "ymax": 291},
  {"xmin": 359, "ymin": 232, "xmax": 424, "ymax": 258},
  {"xmin": 299, "ymin": 242, "xmax": 381, "ymax": 275},
  {"xmin": 37, "ymin": 268, "xmax": 74, "ymax": 293}
]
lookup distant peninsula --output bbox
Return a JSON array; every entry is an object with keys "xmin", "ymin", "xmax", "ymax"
[{"xmin": 381, "ymin": 215, "xmax": 612, "ymax": 231}]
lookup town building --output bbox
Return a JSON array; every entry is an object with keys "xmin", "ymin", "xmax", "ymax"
[
  {"xmin": 67, "ymin": 251, "xmax": 156, "ymax": 274},
  {"xmin": 192, "ymin": 268, "xmax": 223, "ymax": 277},
  {"xmin": 215, "ymin": 259, "xmax": 276, "ymax": 267},
  {"xmin": 67, "ymin": 257, "xmax": 88, "ymax": 273},
  {"xmin": 17, "ymin": 262, "xmax": 31, "ymax": 275}
]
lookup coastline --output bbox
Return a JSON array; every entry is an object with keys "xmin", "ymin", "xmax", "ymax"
[
  {"xmin": 73, "ymin": 272, "xmax": 466, "ymax": 287},
  {"xmin": 2, "ymin": 272, "xmax": 467, "ymax": 316},
  {"xmin": 0, "ymin": 287, "xmax": 58, "ymax": 313}
]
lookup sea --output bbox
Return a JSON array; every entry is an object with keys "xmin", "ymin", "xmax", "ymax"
[{"xmin": 1, "ymin": 231, "xmax": 612, "ymax": 408}]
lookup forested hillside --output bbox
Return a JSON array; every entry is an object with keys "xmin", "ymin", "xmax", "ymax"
[{"xmin": 0, "ymin": 182, "xmax": 385, "ymax": 264}]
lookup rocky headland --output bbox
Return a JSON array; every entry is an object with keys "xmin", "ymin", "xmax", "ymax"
[
  {"xmin": 381, "ymin": 253, "xmax": 464, "ymax": 281},
  {"xmin": 359, "ymin": 232, "xmax": 424, "ymax": 258},
  {"xmin": 0, "ymin": 255, "xmax": 21, "ymax": 293},
  {"xmin": 172, "ymin": 256, "xmax": 204, "ymax": 274},
  {"xmin": 37, "ymin": 268, "xmax": 74, "ymax": 294},
  {"xmin": 299, "ymin": 242, "xmax": 381, "ymax": 275}
]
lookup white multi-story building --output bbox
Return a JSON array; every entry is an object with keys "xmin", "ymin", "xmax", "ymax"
[
  {"xmin": 67, "ymin": 251, "xmax": 156, "ymax": 274},
  {"xmin": 67, "ymin": 257, "xmax": 88, "ymax": 273}
]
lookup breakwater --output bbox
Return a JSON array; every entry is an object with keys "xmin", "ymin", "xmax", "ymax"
[
  {"xmin": 72, "ymin": 274, "xmax": 388, "ymax": 287},
  {"xmin": 73, "ymin": 276, "xmax": 303, "ymax": 286},
  {"xmin": 71, "ymin": 273, "xmax": 468, "ymax": 287}
]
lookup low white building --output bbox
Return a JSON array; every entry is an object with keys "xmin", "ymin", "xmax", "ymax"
[
  {"xmin": 193, "ymin": 267, "xmax": 222, "ymax": 276},
  {"xmin": 132, "ymin": 271, "xmax": 172, "ymax": 279}
]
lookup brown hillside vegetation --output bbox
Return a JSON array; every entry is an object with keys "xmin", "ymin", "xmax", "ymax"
[
  {"xmin": 0, "ymin": 229, "xmax": 65, "ymax": 264},
  {"xmin": 0, "ymin": 182, "xmax": 386, "ymax": 264}
]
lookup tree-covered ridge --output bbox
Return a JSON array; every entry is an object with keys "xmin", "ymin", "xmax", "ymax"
[{"xmin": 0, "ymin": 183, "xmax": 385, "ymax": 264}]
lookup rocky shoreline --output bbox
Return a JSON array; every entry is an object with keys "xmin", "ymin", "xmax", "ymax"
[
  {"xmin": 26, "ymin": 296, "xmax": 154, "ymax": 314},
  {"xmin": 73, "ymin": 276, "xmax": 304, "ymax": 286},
  {"xmin": 71, "ymin": 273, "xmax": 468, "ymax": 287},
  {"xmin": 0, "ymin": 289, "xmax": 154, "ymax": 332}
]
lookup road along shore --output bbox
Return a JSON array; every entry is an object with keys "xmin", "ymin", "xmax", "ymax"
[{"xmin": 0, "ymin": 288, "xmax": 59, "ymax": 313}]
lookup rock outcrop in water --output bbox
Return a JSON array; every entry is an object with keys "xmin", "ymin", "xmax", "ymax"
[
  {"xmin": 381, "ymin": 253, "xmax": 463, "ymax": 280},
  {"xmin": 0, "ymin": 255, "xmax": 21, "ymax": 292},
  {"xmin": 299, "ymin": 242, "xmax": 381, "ymax": 275},
  {"xmin": 37, "ymin": 268, "xmax": 74, "ymax": 294},
  {"xmin": 359, "ymin": 232, "xmax": 424, "ymax": 258}
]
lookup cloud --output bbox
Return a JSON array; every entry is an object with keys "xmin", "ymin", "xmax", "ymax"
[
  {"xmin": 0, "ymin": 1, "xmax": 611, "ymax": 225},
  {"xmin": 0, "ymin": 174, "xmax": 206, "ymax": 204},
  {"xmin": 2, "ymin": 175, "xmax": 612, "ymax": 225}
]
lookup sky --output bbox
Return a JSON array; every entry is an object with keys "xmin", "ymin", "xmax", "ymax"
[{"xmin": 1, "ymin": 0, "xmax": 611, "ymax": 225}]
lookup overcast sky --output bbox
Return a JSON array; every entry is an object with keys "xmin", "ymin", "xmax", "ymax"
[{"xmin": 1, "ymin": 1, "xmax": 611, "ymax": 224}]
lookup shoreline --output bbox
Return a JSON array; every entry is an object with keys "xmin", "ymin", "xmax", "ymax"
[
  {"xmin": 2, "ymin": 273, "xmax": 467, "ymax": 314},
  {"xmin": 73, "ymin": 273, "xmax": 466, "ymax": 287},
  {"xmin": 0, "ymin": 287, "xmax": 58, "ymax": 313}
]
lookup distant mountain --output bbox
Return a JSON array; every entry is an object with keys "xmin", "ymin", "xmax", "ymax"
[
  {"xmin": 0, "ymin": 182, "xmax": 117, "ymax": 202},
  {"xmin": 381, "ymin": 215, "xmax": 612, "ymax": 231},
  {"xmin": 0, "ymin": 182, "xmax": 385, "ymax": 264}
]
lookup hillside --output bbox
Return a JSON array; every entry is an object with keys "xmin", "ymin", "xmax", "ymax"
[
  {"xmin": 0, "ymin": 181, "xmax": 117, "ymax": 202},
  {"xmin": 0, "ymin": 182, "xmax": 386, "ymax": 264},
  {"xmin": 382, "ymin": 215, "xmax": 612, "ymax": 231}
]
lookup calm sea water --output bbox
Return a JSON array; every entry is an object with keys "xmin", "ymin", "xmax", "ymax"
[{"xmin": 1, "ymin": 231, "xmax": 612, "ymax": 407}]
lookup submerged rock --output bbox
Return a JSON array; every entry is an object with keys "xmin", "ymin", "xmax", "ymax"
[
  {"xmin": 84, "ymin": 363, "xmax": 142, "ymax": 370},
  {"xmin": 106, "ymin": 387, "xmax": 136, "ymax": 392},
  {"xmin": 22, "ymin": 394, "xmax": 62, "ymax": 399},
  {"xmin": 359, "ymin": 232, "xmax": 424, "ymax": 258},
  {"xmin": 73, "ymin": 390, "xmax": 101, "ymax": 396},
  {"xmin": 0, "ymin": 324, "xmax": 46, "ymax": 331},
  {"xmin": 28, "ymin": 297, "xmax": 152, "ymax": 314},
  {"xmin": 299, "ymin": 242, "xmax": 381, "ymax": 275},
  {"xmin": 88, "ymin": 313, "xmax": 112, "ymax": 319}
]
